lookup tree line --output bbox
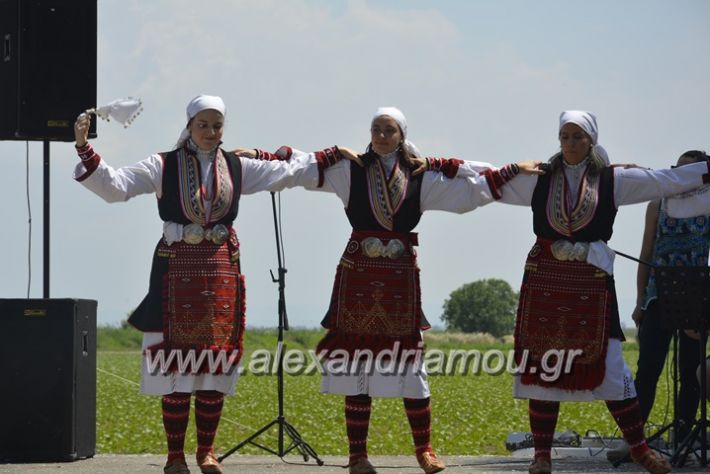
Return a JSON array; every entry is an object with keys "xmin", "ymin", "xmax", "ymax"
[{"xmin": 440, "ymin": 278, "xmax": 518, "ymax": 338}]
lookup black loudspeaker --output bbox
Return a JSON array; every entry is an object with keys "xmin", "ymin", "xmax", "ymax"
[
  {"xmin": 0, "ymin": 0, "xmax": 97, "ymax": 141},
  {"xmin": 0, "ymin": 298, "xmax": 97, "ymax": 462}
]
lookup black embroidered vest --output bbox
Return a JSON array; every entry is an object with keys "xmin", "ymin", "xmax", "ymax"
[
  {"xmin": 158, "ymin": 147, "xmax": 242, "ymax": 225},
  {"xmin": 532, "ymin": 166, "xmax": 617, "ymax": 242},
  {"xmin": 345, "ymin": 158, "xmax": 423, "ymax": 232}
]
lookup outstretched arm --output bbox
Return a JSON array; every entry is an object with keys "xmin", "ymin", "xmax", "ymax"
[
  {"xmin": 239, "ymin": 145, "xmax": 362, "ymax": 201},
  {"xmin": 664, "ymin": 184, "xmax": 710, "ymax": 218},
  {"xmin": 482, "ymin": 160, "xmax": 544, "ymax": 201},
  {"xmin": 420, "ymin": 160, "xmax": 543, "ymax": 212},
  {"xmin": 422, "ymin": 155, "xmax": 543, "ymax": 206},
  {"xmin": 302, "ymin": 147, "xmax": 354, "ymax": 206},
  {"xmin": 614, "ymin": 161, "xmax": 710, "ymax": 207},
  {"xmin": 232, "ymin": 146, "xmax": 293, "ymax": 161},
  {"xmin": 240, "ymin": 149, "xmax": 318, "ymax": 194}
]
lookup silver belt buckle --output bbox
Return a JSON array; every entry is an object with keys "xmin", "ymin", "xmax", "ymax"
[
  {"xmin": 383, "ymin": 239, "xmax": 405, "ymax": 259},
  {"xmin": 206, "ymin": 224, "xmax": 229, "ymax": 245},
  {"xmin": 183, "ymin": 223, "xmax": 205, "ymax": 244},
  {"xmin": 550, "ymin": 240, "xmax": 589, "ymax": 261},
  {"xmin": 361, "ymin": 237, "xmax": 405, "ymax": 259},
  {"xmin": 361, "ymin": 237, "xmax": 384, "ymax": 258},
  {"xmin": 183, "ymin": 223, "xmax": 229, "ymax": 245}
]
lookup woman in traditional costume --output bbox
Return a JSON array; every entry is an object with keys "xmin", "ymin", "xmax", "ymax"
[
  {"xmin": 493, "ymin": 110, "xmax": 710, "ymax": 474},
  {"xmin": 288, "ymin": 106, "xmax": 543, "ymax": 474},
  {"xmin": 72, "ymin": 95, "xmax": 344, "ymax": 474}
]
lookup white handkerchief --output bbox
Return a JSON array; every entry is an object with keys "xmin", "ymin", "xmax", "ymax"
[
  {"xmin": 587, "ymin": 241, "xmax": 616, "ymax": 275},
  {"xmin": 162, "ymin": 221, "xmax": 183, "ymax": 246},
  {"xmin": 94, "ymin": 97, "xmax": 143, "ymax": 127}
]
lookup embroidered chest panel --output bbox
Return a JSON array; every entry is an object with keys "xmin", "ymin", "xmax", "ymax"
[
  {"xmin": 366, "ymin": 159, "xmax": 410, "ymax": 231},
  {"xmin": 176, "ymin": 148, "xmax": 234, "ymax": 225},
  {"xmin": 546, "ymin": 169, "xmax": 600, "ymax": 237}
]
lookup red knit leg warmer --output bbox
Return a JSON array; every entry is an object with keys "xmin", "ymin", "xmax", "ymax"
[
  {"xmin": 404, "ymin": 397, "xmax": 433, "ymax": 456},
  {"xmin": 345, "ymin": 395, "xmax": 372, "ymax": 463},
  {"xmin": 528, "ymin": 399, "xmax": 560, "ymax": 462},
  {"xmin": 162, "ymin": 392, "xmax": 192, "ymax": 464},
  {"xmin": 606, "ymin": 398, "xmax": 650, "ymax": 459},
  {"xmin": 195, "ymin": 390, "xmax": 225, "ymax": 458}
]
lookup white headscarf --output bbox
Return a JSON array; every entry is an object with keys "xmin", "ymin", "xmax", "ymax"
[
  {"xmin": 371, "ymin": 106, "xmax": 421, "ymax": 157},
  {"xmin": 176, "ymin": 95, "xmax": 226, "ymax": 148},
  {"xmin": 558, "ymin": 110, "xmax": 609, "ymax": 165}
]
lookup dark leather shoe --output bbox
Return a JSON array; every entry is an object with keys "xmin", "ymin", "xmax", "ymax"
[
  {"xmin": 349, "ymin": 457, "xmax": 377, "ymax": 474},
  {"xmin": 164, "ymin": 459, "xmax": 191, "ymax": 474},
  {"xmin": 528, "ymin": 458, "xmax": 551, "ymax": 474}
]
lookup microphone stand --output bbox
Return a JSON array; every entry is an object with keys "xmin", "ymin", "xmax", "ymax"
[
  {"xmin": 653, "ymin": 266, "xmax": 708, "ymax": 468},
  {"xmin": 671, "ymin": 313, "xmax": 708, "ymax": 467},
  {"xmin": 609, "ymin": 250, "xmax": 665, "ymax": 466},
  {"xmin": 615, "ymin": 250, "xmax": 678, "ymax": 455},
  {"xmin": 219, "ymin": 192, "xmax": 323, "ymax": 465}
]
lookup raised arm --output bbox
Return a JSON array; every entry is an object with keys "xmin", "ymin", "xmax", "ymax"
[{"xmin": 72, "ymin": 112, "xmax": 161, "ymax": 202}]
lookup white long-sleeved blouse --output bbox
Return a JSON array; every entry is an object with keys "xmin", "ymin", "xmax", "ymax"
[
  {"xmin": 496, "ymin": 160, "xmax": 710, "ymax": 208},
  {"xmin": 73, "ymin": 147, "xmax": 319, "ymax": 202},
  {"xmin": 300, "ymin": 149, "xmax": 500, "ymax": 214}
]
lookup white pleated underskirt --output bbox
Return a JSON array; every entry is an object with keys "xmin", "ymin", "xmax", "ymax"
[
  {"xmin": 513, "ymin": 338, "xmax": 636, "ymax": 401},
  {"xmin": 320, "ymin": 358, "xmax": 430, "ymax": 399},
  {"xmin": 140, "ymin": 332, "xmax": 241, "ymax": 396}
]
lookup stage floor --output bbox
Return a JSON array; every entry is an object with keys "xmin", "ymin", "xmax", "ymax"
[{"xmin": 0, "ymin": 454, "xmax": 708, "ymax": 474}]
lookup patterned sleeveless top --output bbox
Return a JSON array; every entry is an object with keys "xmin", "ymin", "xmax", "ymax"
[{"xmin": 643, "ymin": 199, "xmax": 710, "ymax": 307}]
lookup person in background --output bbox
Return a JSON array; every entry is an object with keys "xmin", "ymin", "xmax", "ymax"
[{"xmin": 607, "ymin": 150, "xmax": 710, "ymax": 462}]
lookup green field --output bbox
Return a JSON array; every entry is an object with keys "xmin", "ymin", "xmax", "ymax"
[{"xmin": 96, "ymin": 327, "xmax": 676, "ymax": 456}]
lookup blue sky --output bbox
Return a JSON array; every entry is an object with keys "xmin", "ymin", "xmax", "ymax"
[{"xmin": 2, "ymin": 0, "xmax": 709, "ymax": 329}]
